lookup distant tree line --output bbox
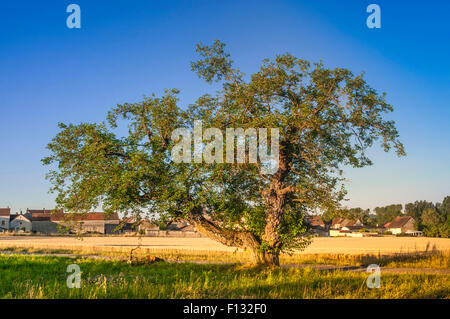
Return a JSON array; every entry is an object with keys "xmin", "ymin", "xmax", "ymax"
[
  {"xmin": 322, "ymin": 207, "xmax": 375, "ymax": 227},
  {"xmin": 323, "ymin": 196, "xmax": 450, "ymax": 238},
  {"xmin": 404, "ymin": 196, "xmax": 450, "ymax": 237}
]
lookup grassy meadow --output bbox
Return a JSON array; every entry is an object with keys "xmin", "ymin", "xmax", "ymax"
[
  {"xmin": 0, "ymin": 254, "xmax": 448, "ymax": 299},
  {"xmin": 1, "ymin": 237, "xmax": 449, "ymax": 299},
  {"xmin": 1, "ymin": 245, "xmax": 449, "ymax": 269}
]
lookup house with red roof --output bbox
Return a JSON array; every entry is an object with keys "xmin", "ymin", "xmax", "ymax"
[
  {"xmin": 24, "ymin": 209, "xmax": 121, "ymax": 234},
  {"xmin": 329, "ymin": 217, "xmax": 365, "ymax": 237},
  {"xmin": 55, "ymin": 211, "xmax": 121, "ymax": 234},
  {"xmin": 331, "ymin": 218, "xmax": 363, "ymax": 230},
  {"xmin": 384, "ymin": 216, "xmax": 416, "ymax": 235},
  {"xmin": 305, "ymin": 215, "xmax": 329, "ymax": 236}
]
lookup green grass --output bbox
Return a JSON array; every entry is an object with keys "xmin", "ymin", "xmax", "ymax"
[
  {"xmin": 2, "ymin": 246, "xmax": 449, "ymax": 269},
  {"xmin": 0, "ymin": 254, "xmax": 448, "ymax": 299}
]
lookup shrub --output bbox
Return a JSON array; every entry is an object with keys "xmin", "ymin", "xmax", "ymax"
[
  {"xmin": 158, "ymin": 222, "xmax": 168, "ymax": 230},
  {"xmin": 396, "ymin": 233, "xmax": 411, "ymax": 237}
]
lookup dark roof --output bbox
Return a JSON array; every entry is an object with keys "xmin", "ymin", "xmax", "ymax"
[
  {"xmin": 24, "ymin": 210, "xmax": 119, "ymax": 222},
  {"xmin": 332, "ymin": 218, "xmax": 361, "ymax": 227},
  {"xmin": 61, "ymin": 212, "xmax": 120, "ymax": 221},
  {"xmin": 0, "ymin": 208, "xmax": 10, "ymax": 217},
  {"xmin": 166, "ymin": 220, "xmax": 196, "ymax": 231},
  {"xmin": 121, "ymin": 217, "xmax": 136, "ymax": 223},
  {"xmin": 344, "ymin": 219, "xmax": 356, "ymax": 227},
  {"xmin": 385, "ymin": 216, "xmax": 414, "ymax": 228},
  {"xmin": 26, "ymin": 209, "xmax": 64, "ymax": 221},
  {"xmin": 121, "ymin": 217, "xmax": 151, "ymax": 224},
  {"xmin": 306, "ymin": 215, "xmax": 325, "ymax": 227},
  {"xmin": 26, "ymin": 209, "xmax": 60, "ymax": 214},
  {"xmin": 331, "ymin": 218, "xmax": 344, "ymax": 227}
]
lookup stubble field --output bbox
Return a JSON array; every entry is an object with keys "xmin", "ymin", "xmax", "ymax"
[
  {"xmin": 0, "ymin": 235, "xmax": 449, "ymax": 298},
  {"xmin": 1, "ymin": 235, "xmax": 449, "ymax": 254}
]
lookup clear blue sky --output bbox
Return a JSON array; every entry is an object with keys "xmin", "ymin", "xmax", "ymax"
[{"xmin": 1, "ymin": 0, "xmax": 449, "ymax": 214}]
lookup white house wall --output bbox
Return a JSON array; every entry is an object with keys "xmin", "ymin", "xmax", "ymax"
[
  {"xmin": 10, "ymin": 216, "xmax": 32, "ymax": 231},
  {"xmin": 0, "ymin": 216, "xmax": 9, "ymax": 231}
]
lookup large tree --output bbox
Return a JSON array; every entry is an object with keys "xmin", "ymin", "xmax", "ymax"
[
  {"xmin": 421, "ymin": 207, "xmax": 443, "ymax": 228},
  {"xmin": 421, "ymin": 207, "xmax": 445, "ymax": 237},
  {"xmin": 438, "ymin": 196, "xmax": 450, "ymax": 221},
  {"xmin": 43, "ymin": 40, "xmax": 405, "ymax": 266},
  {"xmin": 338, "ymin": 207, "xmax": 374, "ymax": 226},
  {"xmin": 404, "ymin": 200, "xmax": 435, "ymax": 229},
  {"xmin": 374, "ymin": 204, "xmax": 403, "ymax": 226}
]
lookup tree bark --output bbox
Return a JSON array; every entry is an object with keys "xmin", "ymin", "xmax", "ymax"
[
  {"xmin": 260, "ymin": 146, "xmax": 290, "ymax": 267},
  {"xmin": 185, "ymin": 207, "xmax": 265, "ymax": 264},
  {"xmin": 261, "ymin": 190, "xmax": 284, "ymax": 266},
  {"xmin": 250, "ymin": 248, "xmax": 266, "ymax": 265},
  {"xmin": 263, "ymin": 250, "xmax": 280, "ymax": 266}
]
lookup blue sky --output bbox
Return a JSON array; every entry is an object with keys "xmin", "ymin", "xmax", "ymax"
[{"xmin": 1, "ymin": 0, "xmax": 449, "ymax": 213}]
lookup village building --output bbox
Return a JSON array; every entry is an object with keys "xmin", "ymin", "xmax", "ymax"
[
  {"xmin": 120, "ymin": 217, "xmax": 159, "ymax": 233},
  {"xmin": 384, "ymin": 216, "xmax": 416, "ymax": 235},
  {"xmin": 145, "ymin": 219, "xmax": 203, "ymax": 237},
  {"xmin": 55, "ymin": 212, "xmax": 121, "ymax": 234},
  {"xmin": 329, "ymin": 229, "xmax": 364, "ymax": 237},
  {"xmin": 25, "ymin": 209, "xmax": 64, "ymax": 233},
  {"xmin": 0, "ymin": 208, "xmax": 10, "ymax": 232},
  {"xmin": 166, "ymin": 220, "xmax": 197, "ymax": 232},
  {"xmin": 1, "ymin": 207, "xmax": 197, "ymax": 235},
  {"xmin": 9, "ymin": 214, "xmax": 32, "ymax": 232},
  {"xmin": 305, "ymin": 215, "xmax": 329, "ymax": 237},
  {"xmin": 331, "ymin": 218, "xmax": 363, "ymax": 230},
  {"xmin": 14, "ymin": 209, "xmax": 121, "ymax": 234},
  {"xmin": 329, "ymin": 217, "xmax": 365, "ymax": 237}
]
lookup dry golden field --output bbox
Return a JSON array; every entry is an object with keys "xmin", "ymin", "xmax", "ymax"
[{"xmin": 0, "ymin": 235, "xmax": 449, "ymax": 255}]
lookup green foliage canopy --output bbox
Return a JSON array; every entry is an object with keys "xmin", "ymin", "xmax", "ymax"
[{"xmin": 43, "ymin": 40, "xmax": 405, "ymax": 265}]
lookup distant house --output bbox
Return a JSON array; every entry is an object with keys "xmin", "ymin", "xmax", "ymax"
[
  {"xmin": 120, "ymin": 217, "xmax": 159, "ymax": 233},
  {"xmin": 25, "ymin": 208, "xmax": 64, "ymax": 220},
  {"xmin": 329, "ymin": 229, "xmax": 364, "ymax": 237},
  {"xmin": 331, "ymin": 218, "xmax": 363, "ymax": 230},
  {"xmin": 120, "ymin": 217, "xmax": 139, "ymax": 233},
  {"xmin": 10, "ymin": 214, "xmax": 32, "ymax": 232},
  {"xmin": 331, "ymin": 218, "xmax": 343, "ymax": 229},
  {"xmin": 305, "ymin": 215, "xmax": 328, "ymax": 236},
  {"xmin": 56, "ymin": 212, "xmax": 121, "ymax": 234},
  {"xmin": 143, "ymin": 219, "xmax": 203, "ymax": 237},
  {"xmin": 24, "ymin": 209, "xmax": 121, "ymax": 234},
  {"xmin": 140, "ymin": 219, "xmax": 160, "ymax": 231},
  {"xmin": 384, "ymin": 216, "xmax": 416, "ymax": 235},
  {"xmin": 0, "ymin": 208, "xmax": 10, "ymax": 231},
  {"xmin": 166, "ymin": 220, "xmax": 197, "ymax": 232},
  {"xmin": 25, "ymin": 209, "xmax": 64, "ymax": 233},
  {"xmin": 330, "ymin": 218, "xmax": 365, "ymax": 237}
]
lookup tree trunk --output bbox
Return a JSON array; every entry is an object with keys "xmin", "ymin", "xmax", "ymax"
[
  {"xmin": 260, "ymin": 146, "xmax": 290, "ymax": 267},
  {"xmin": 186, "ymin": 207, "xmax": 265, "ymax": 264},
  {"xmin": 250, "ymin": 248, "xmax": 266, "ymax": 265},
  {"xmin": 261, "ymin": 199, "xmax": 283, "ymax": 267},
  {"xmin": 186, "ymin": 208, "xmax": 284, "ymax": 266},
  {"xmin": 263, "ymin": 250, "xmax": 280, "ymax": 266}
]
